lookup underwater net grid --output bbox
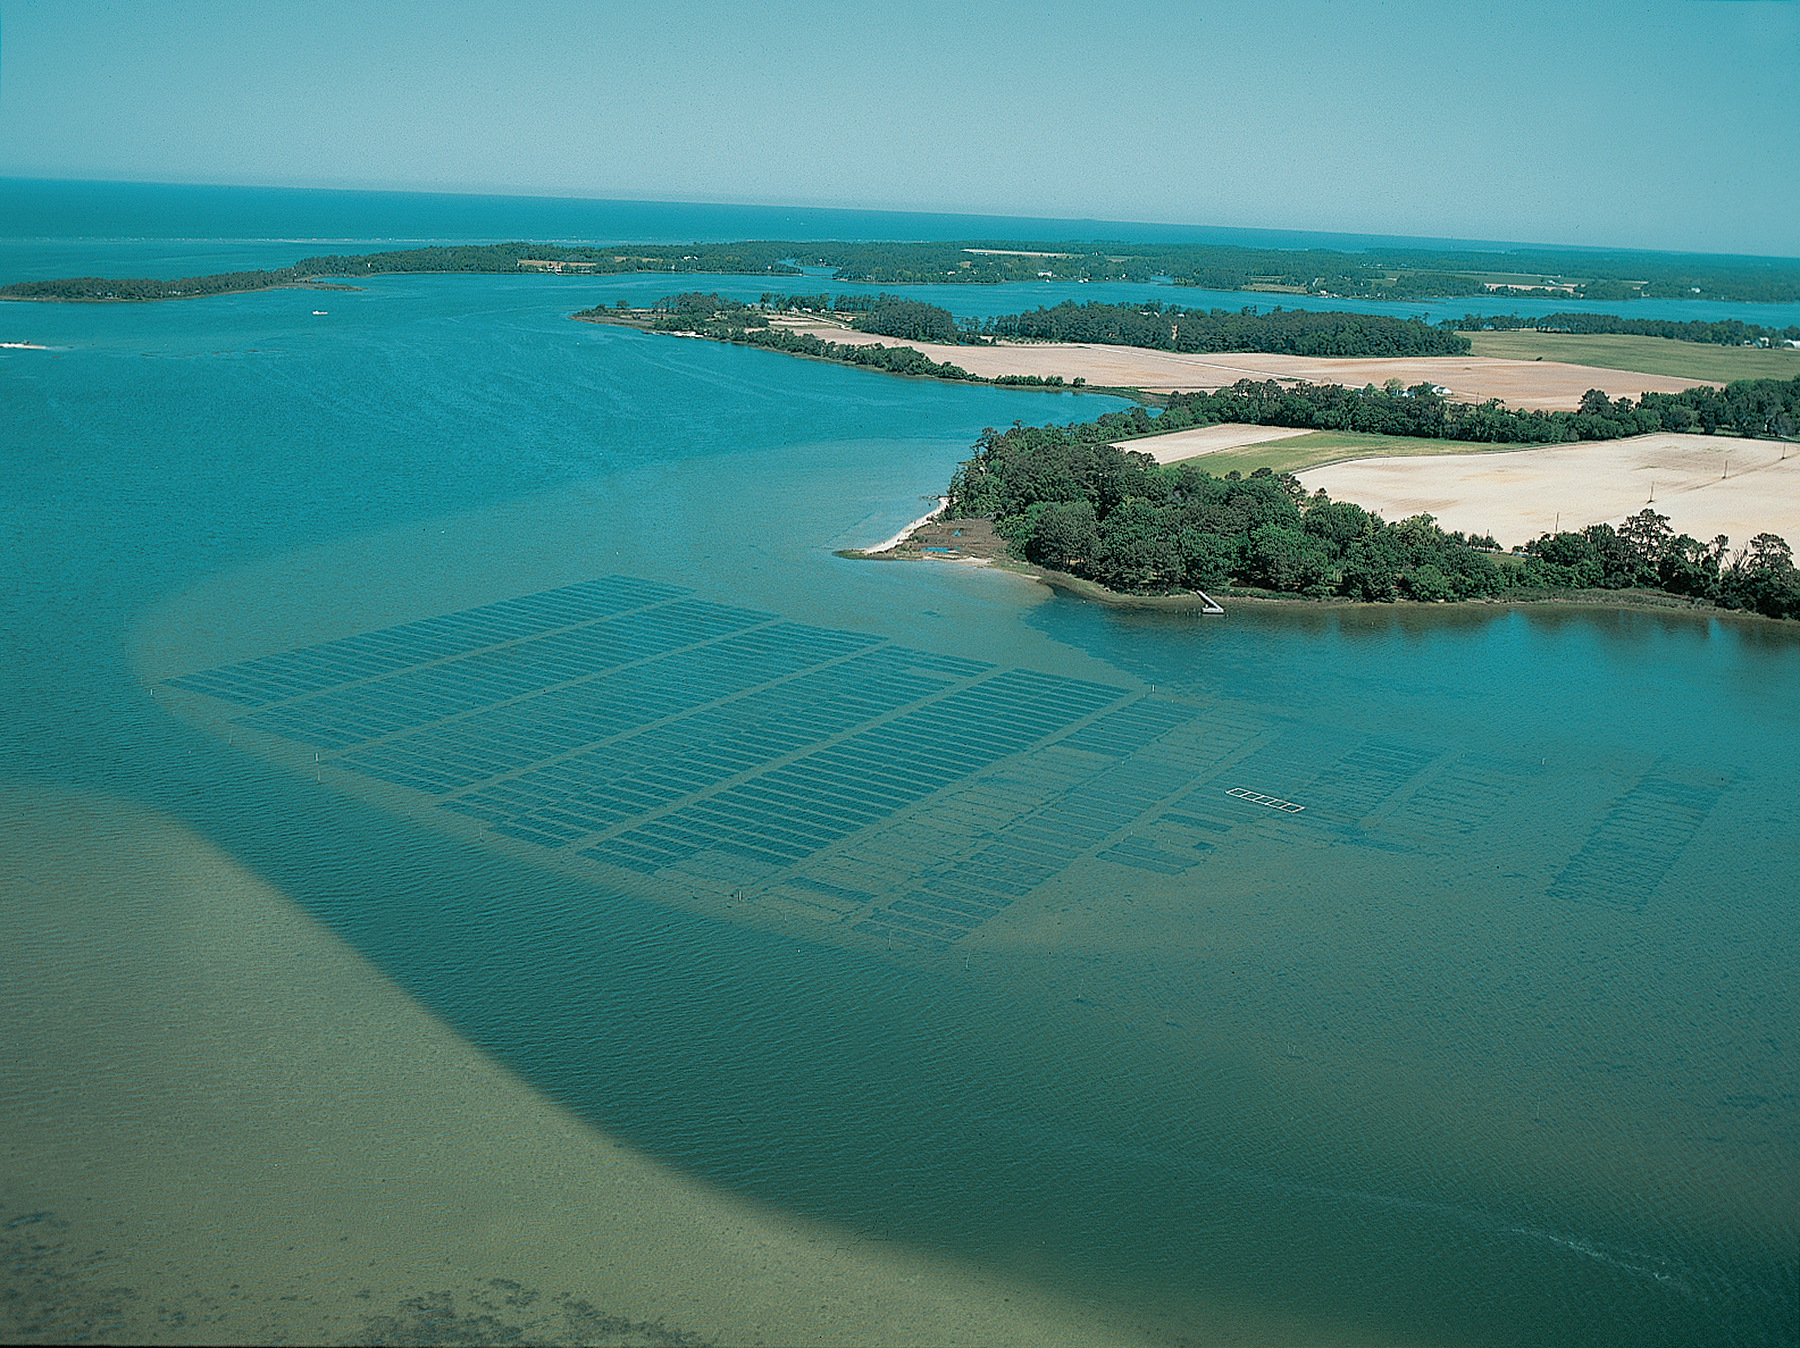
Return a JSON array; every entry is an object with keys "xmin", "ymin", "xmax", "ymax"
[{"xmin": 166, "ymin": 575, "xmax": 1728, "ymax": 947}]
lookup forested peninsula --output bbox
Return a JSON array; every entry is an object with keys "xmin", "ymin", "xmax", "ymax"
[
  {"xmin": 937, "ymin": 420, "xmax": 1800, "ymax": 619},
  {"xmin": 575, "ymin": 291, "xmax": 1470, "ymax": 363},
  {"xmin": 7, "ymin": 237, "xmax": 1800, "ymax": 304},
  {"xmin": 578, "ymin": 293, "xmax": 996, "ymax": 383},
  {"xmin": 588, "ymin": 291, "xmax": 1800, "ymax": 450}
]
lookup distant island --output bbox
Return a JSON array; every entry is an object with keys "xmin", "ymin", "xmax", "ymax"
[{"xmin": 7, "ymin": 237, "xmax": 1800, "ymax": 308}]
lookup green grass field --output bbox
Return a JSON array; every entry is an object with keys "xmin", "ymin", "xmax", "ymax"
[
  {"xmin": 1465, "ymin": 331, "xmax": 1800, "ymax": 384},
  {"xmin": 1151, "ymin": 430, "xmax": 1536, "ymax": 478}
]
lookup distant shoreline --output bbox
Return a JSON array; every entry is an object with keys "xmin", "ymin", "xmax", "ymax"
[
  {"xmin": 9, "ymin": 235, "xmax": 1800, "ymax": 307},
  {"xmin": 0, "ymin": 281, "xmax": 358, "ymax": 304}
]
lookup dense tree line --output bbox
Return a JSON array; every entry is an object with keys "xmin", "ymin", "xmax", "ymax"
[
  {"xmin": 286, "ymin": 241, "xmax": 806, "ymax": 277},
  {"xmin": 962, "ymin": 376, "xmax": 1800, "ymax": 448},
  {"xmin": 646, "ymin": 291, "xmax": 771, "ymax": 326},
  {"xmin": 791, "ymin": 241, "xmax": 1800, "ymax": 303},
  {"xmin": 1349, "ymin": 245, "xmax": 1800, "ymax": 304},
  {"xmin": 845, "ymin": 296, "xmax": 965, "ymax": 344},
  {"xmin": 11, "ymin": 239, "xmax": 1800, "ymax": 305},
  {"xmin": 654, "ymin": 290, "xmax": 1480, "ymax": 358},
  {"xmin": 1516, "ymin": 517, "xmax": 1798, "ymax": 617},
  {"xmin": 1147, "ymin": 377, "xmax": 1800, "ymax": 444},
  {"xmin": 1451, "ymin": 311, "xmax": 1800, "ymax": 346},
  {"xmin": 752, "ymin": 294, "xmax": 1471, "ymax": 358},
  {"xmin": 0, "ymin": 242, "xmax": 808, "ymax": 301},
  {"xmin": 979, "ymin": 301, "xmax": 1470, "ymax": 356},
  {"xmin": 942, "ymin": 422, "xmax": 1800, "ymax": 617},
  {"xmin": 0, "ymin": 268, "xmax": 311, "ymax": 301}
]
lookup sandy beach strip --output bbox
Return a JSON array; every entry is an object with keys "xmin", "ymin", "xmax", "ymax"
[
  {"xmin": 1298, "ymin": 433, "xmax": 1798, "ymax": 550},
  {"xmin": 863, "ymin": 497, "xmax": 947, "ymax": 553},
  {"xmin": 773, "ymin": 321, "xmax": 1710, "ymax": 409}
]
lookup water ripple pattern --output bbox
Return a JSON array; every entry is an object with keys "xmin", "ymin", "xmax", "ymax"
[{"xmin": 166, "ymin": 575, "xmax": 1740, "ymax": 950}]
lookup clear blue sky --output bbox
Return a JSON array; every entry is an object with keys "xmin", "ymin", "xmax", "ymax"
[{"xmin": 3, "ymin": 0, "xmax": 1795, "ymax": 256}]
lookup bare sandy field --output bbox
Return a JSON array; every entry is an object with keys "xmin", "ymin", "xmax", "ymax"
[
  {"xmin": 1117, "ymin": 423, "xmax": 1314, "ymax": 463},
  {"xmin": 773, "ymin": 319, "xmax": 1710, "ymax": 409},
  {"xmin": 1298, "ymin": 434, "xmax": 1798, "ymax": 550}
]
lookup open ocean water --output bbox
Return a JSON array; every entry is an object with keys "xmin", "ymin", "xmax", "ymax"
[{"xmin": 2, "ymin": 182, "xmax": 1796, "ymax": 1346}]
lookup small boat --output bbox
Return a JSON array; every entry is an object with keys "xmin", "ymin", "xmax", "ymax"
[{"xmin": 312, "ymin": 310, "xmax": 327, "ymax": 315}]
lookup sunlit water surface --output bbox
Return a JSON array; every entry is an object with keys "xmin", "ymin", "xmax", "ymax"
[{"xmin": 3, "ymin": 191, "xmax": 1796, "ymax": 1347}]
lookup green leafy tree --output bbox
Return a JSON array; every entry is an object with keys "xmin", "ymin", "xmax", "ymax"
[
  {"xmin": 1399, "ymin": 563, "xmax": 1456, "ymax": 601},
  {"xmin": 1303, "ymin": 500, "xmax": 1378, "ymax": 554},
  {"xmin": 1338, "ymin": 538, "xmax": 1401, "ymax": 600},
  {"xmin": 1096, "ymin": 499, "xmax": 1183, "ymax": 591},
  {"xmin": 1245, "ymin": 525, "xmax": 1331, "ymax": 593},
  {"xmin": 1177, "ymin": 529, "xmax": 1237, "ymax": 589},
  {"xmin": 1720, "ymin": 533, "xmax": 1800, "ymax": 617},
  {"xmin": 1025, "ymin": 501, "xmax": 1100, "ymax": 569},
  {"xmin": 1617, "ymin": 508, "xmax": 1674, "ymax": 582}
]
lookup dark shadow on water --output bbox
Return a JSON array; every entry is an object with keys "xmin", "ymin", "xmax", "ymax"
[{"xmin": 161, "ymin": 731, "xmax": 1794, "ymax": 1348}]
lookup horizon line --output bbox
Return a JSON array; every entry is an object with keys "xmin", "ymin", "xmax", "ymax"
[{"xmin": 7, "ymin": 174, "xmax": 1798, "ymax": 266}]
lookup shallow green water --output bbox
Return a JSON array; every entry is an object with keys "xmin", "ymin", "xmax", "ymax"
[{"xmin": 4, "ymin": 206, "xmax": 1797, "ymax": 1346}]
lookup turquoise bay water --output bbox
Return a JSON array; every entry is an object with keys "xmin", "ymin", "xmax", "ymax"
[{"xmin": 3, "ymin": 190, "xmax": 1798, "ymax": 1346}]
